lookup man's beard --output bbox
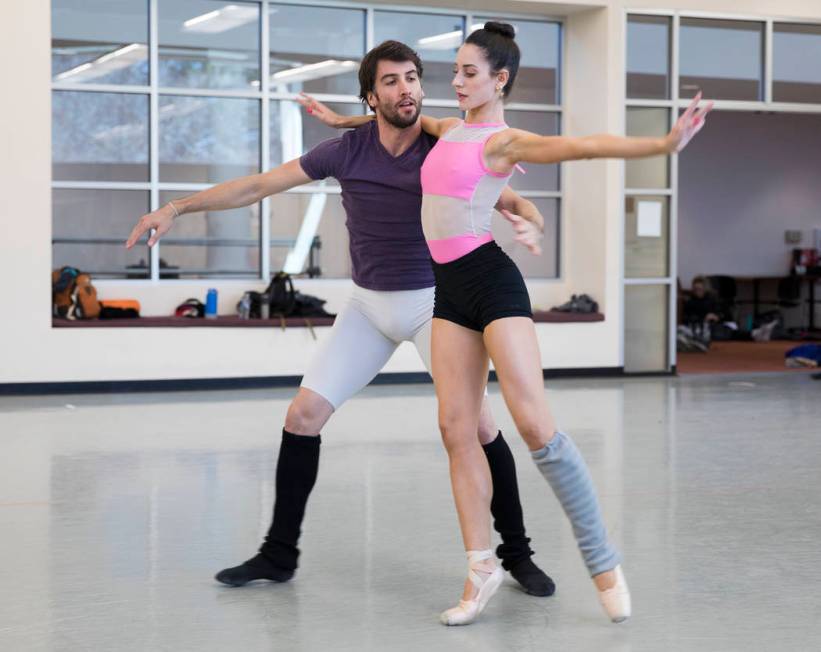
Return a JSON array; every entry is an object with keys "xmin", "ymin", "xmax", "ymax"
[{"xmin": 376, "ymin": 96, "xmax": 422, "ymax": 128}]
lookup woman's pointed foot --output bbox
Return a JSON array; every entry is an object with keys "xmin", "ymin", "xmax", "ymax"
[
  {"xmin": 595, "ymin": 565, "xmax": 631, "ymax": 623},
  {"xmin": 440, "ymin": 550, "xmax": 504, "ymax": 626}
]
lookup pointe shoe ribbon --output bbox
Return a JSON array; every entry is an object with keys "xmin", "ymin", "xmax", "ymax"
[
  {"xmin": 440, "ymin": 549, "xmax": 504, "ymax": 626},
  {"xmin": 597, "ymin": 564, "xmax": 631, "ymax": 623}
]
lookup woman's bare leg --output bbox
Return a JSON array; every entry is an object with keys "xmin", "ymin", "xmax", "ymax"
[
  {"xmin": 431, "ymin": 318, "xmax": 495, "ymax": 601},
  {"xmin": 483, "ymin": 317, "xmax": 619, "ymax": 591}
]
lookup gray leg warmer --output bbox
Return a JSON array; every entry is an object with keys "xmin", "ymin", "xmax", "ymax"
[{"xmin": 531, "ymin": 431, "xmax": 621, "ymax": 576}]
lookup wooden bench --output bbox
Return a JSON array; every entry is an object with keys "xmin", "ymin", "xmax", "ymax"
[{"xmin": 53, "ymin": 311, "xmax": 604, "ymax": 328}]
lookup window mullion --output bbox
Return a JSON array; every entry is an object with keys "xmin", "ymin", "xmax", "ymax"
[
  {"xmin": 261, "ymin": 0, "xmax": 272, "ymax": 280},
  {"xmin": 149, "ymin": 0, "xmax": 160, "ymax": 283}
]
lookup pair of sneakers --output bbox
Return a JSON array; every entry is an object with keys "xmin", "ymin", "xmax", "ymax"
[{"xmin": 440, "ymin": 550, "xmax": 631, "ymax": 626}]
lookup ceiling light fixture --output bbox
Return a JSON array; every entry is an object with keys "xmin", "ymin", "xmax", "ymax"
[
  {"xmin": 272, "ymin": 60, "xmax": 358, "ymax": 84},
  {"xmin": 183, "ymin": 4, "xmax": 258, "ymax": 33},
  {"xmin": 416, "ymin": 24, "xmax": 483, "ymax": 50},
  {"xmin": 54, "ymin": 43, "xmax": 147, "ymax": 82}
]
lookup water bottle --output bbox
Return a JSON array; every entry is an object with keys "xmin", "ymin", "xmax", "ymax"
[
  {"xmin": 237, "ymin": 292, "xmax": 252, "ymax": 320},
  {"xmin": 205, "ymin": 288, "xmax": 218, "ymax": 319}
]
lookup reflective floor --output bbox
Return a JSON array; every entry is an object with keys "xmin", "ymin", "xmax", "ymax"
[{"xmin": 2, "ymin": 372, "xmax": 820, "ymax": 651}]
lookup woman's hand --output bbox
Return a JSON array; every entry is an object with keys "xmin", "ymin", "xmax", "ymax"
[
  {"xmin": 666, "ymin": 92, "xmax": 713, "ymax": 154},
  {"xmin": 501, "ymin": 209, "xmax": 543, "ymax": 256},
  {"xmin": 296, "ymin": 92, "xmax": 343, "ymax": 128},
  {"xmin": 297, "ymin": 92, "xmax": 373, "ymax": 129}
]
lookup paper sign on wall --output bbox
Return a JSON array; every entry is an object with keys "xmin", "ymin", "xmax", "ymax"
[{"xmin": 637, "ymin": 200, "xmax": 663, "ymax": 238}]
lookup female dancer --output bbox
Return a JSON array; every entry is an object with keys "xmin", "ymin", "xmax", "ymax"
[{"xmin": 304, "ymin": 24, "xmax": 710, "ymax": 626}]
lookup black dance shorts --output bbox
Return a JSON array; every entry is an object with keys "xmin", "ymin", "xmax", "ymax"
[{"xmin": 431, "ymin": 240, "xmax": 533, "ymax": 332}]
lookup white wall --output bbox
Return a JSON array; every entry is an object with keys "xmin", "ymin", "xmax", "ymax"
[
  {"xmin": 1, "ymin": 0, "xmax": 54, "ymax": 383},
  {"xmin": 8, "ymin": 0, "xmax": 821, "ymax": 386},
  {"xmin": 679, "ymin": 111, "xmax": 821, "ymax": 282},
  {"xmin": 623, "ymin": 0, "xmax": 821, "ymax": 16},
  {"xmin": 0, "ymin": 0, "xmax": 624, "ymax": 387}
]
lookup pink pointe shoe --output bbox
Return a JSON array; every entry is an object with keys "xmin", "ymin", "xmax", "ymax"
[
  {"xmin": 597, "ymin": 564, "xmax": 631, "ymax": 623},
  {"xmin": 440, "ymin": 549, "xmax": 504, "ymax": 626}
]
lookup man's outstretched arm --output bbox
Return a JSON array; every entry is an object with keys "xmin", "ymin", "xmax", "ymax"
[{"xmin": 126, "ymin": 158, "xmax": 311, "ymax": 248}]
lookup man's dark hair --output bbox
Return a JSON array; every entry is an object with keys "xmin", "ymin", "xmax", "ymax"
[{"xmin": 358, "ymin": 40, "xmax": 423, "ymax": 109}]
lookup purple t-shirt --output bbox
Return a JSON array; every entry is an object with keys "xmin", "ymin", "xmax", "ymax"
[{"xmin": 299, "ymin": 121, "xmax": 436, "ymax": 291}]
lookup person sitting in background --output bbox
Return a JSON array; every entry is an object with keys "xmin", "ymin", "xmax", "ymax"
[
  {"xmin": 683, "ymin": 276, "xmax": 722, "ymax": 326},
  {"xmin": 678, "ymin": 276, "xmax": 721, "ymax": 351},
  {"xmin": 678, "ymin": 276, "xmax": 778, "ymax": 352}
]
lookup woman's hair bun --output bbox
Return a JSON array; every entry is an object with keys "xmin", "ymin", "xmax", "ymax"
[{"xmin": 483, "ymin": 21, "xmax": 515, "ymax": 39}]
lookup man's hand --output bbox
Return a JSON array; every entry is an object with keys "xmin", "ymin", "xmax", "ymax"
[
  {"xmin": 501, "ymin": 209, "xmax": 542, "ymax": 255},
  {"xmin": 126, "ymin": 204, "xmax": 177, "ymax": 249}
]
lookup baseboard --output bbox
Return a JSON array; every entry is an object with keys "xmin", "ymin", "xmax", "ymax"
[{"xmin": 0, "ymin": 366, "xmax": 626, "ymax": 396}]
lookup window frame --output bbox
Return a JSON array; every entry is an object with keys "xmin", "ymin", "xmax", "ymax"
[
  {"xmin": 51, "ymin": 0, "xmax": 564, "ymax": 281},
  {"xmin": 623, "ymin": 9, "xmax": 821, "ymax": 372}
]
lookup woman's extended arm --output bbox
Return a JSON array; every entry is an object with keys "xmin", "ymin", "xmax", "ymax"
[
  {"xmin": 297, "ymin": 93, "xmax": 374, "ymax": 129},
  {"xmin": 298, "ymin": 92, "xmax": 461, "ymax": 137},
  {"xmin": 491, "ymin": 92, "xmax": 713, "ymax": 168},
  {"xmin": 419, "ymin": 114, "xmax": 461, "ymax": 138}
]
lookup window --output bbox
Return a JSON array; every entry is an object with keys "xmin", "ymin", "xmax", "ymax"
[
  {"xmin": 374, "ymin": 12, "xmax": 464, "ymax": 101},
  {"xmin": 492, "ymin": 198, "xmax": 559, "ymax": 278},
  {"xmin": 269, "ymin": 193, "xmax": 349, "ymax": 277},
  {"xmin": 51, "ymin": 1, "xmax": 563, "ymax": 280},
  {"xmin": 625, "ymin": 109, "xmax": 669, "ymax": 189},
  {"xmin": 158, "ymin": 191, "xmax": 260, "ymax": 278},
  {"xmin": 679, "ymin": 18, "xmax": 764, "ymax": 101},
  {"xmin": 624, "ymin": 196, "xmax": 669, "ymax": 278},
  {"xmin": 626, "ymin": 15, "xmax": 670, "ymax": 100},
  {"xmin": 52, "ymin": 189, "xmax": 151, "ymax": 278},
  {"xmin": 53, "ymin": 91, "xmax": 149, "ymax": 182},
  {"xmin": 269, "ymin": 101, "xmax": 363, "ymax": 172},
  {"xmin": 624, "ymin": 285, "xmax": 669, "ymax": 371},
  {"xmin": 476, "ymin": 17, "xmax": 561, "ymax": 104},
  {"xmin": 52, "ymin": 0, "xmax": 149, "ymax": 87},
  {"xmin": 773, "ymin": 23, "xmax": 821, "ymax": 103},
  {"xmin": 159, "ymin": 0, "xmax": 260, "ymax": 90},
  {"xmin": 159, "ymin": 96, "xmax": 260, "ymax": 184},
  {"xmin": 623, "ymin": 12, "xmax": 821, "ymax": 372},
  {"xmin": 624, "ymin": 14, "xmax": 676, "ymax": 373},
  {"xmin": 269, "ymin": 4, "xmax": 365, "ymax": 96},
  {"xmin": 504, "ymin": 111, "xmax": 560, "ymax": 192}
]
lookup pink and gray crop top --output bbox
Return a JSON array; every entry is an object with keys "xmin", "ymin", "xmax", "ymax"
[{"xmin": 420, "ymin": 121, "xmax": 515, "ymax": 263}]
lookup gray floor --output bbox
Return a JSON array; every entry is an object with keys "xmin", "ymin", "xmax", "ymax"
[{"xmin": 1, "ymin": 372, "xmax": 820, "ymax": 651}]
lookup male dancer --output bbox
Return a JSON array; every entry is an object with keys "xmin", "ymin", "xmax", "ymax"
[{"xmin": 126, "ymin": 40, "xmax": 553, "ymax": 596}]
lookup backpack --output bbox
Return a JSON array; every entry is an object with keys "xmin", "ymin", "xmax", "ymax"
[
  {"xmin": 175, "ymin": 298, "xmax": 205, "ymax": 318},
  {"xmin": 266, "ymin": 272, "xmax": 296, "ymax": 317},
  {"xmin": 237, "ymin": 273, "xmax": 334, "ymax": 321},
  {"xmin": 291, "ymin": 291, "xmax": 334, "ymax": 318},
  {"xmin": 52, "ymin": 266, "xmax": 79, "ymax": 317},
  {"xmin": 72, "ymin": 273, "xmax": 101, "ymax": 319},
  {"xmin": 52, "ymin": 266, "xmax": 101, "ymax": 319}
]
